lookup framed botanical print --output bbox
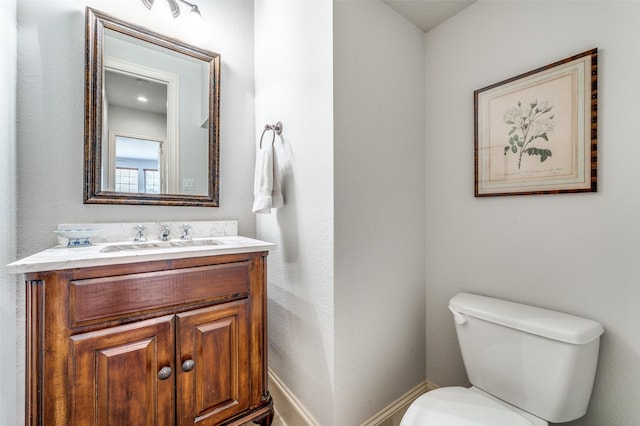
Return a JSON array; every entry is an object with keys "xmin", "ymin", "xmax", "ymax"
[{"xmin": 474, "ymin": 49, "xmax": 597, "ymax": 196}]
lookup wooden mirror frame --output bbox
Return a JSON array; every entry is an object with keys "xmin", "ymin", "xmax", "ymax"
[{"xmin": 84, "ymin": 7, "xmax": 220, "ymax": 206}]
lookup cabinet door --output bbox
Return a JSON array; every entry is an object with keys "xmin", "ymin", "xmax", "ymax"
[
  {"xmin": 177, "ymin": 300, "xmax": 250, "ymax": 425},
  {"xmin": 69, "ymin": 315, "xmax": 175, "ymax": 426}
]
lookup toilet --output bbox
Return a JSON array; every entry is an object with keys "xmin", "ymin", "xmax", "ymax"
[{"xmin": 401, "ymin": 292, "xmax": 604, "ymax": 425}]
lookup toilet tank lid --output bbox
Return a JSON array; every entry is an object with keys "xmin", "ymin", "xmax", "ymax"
[{"xmin": 449, "ymin": 292, "xmax": 604, "ymax": 345}]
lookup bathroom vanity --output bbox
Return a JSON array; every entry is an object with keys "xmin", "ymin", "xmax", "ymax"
[{"xmin": 9, "ymin": 228, "xmax": 275, "ymax": 426}]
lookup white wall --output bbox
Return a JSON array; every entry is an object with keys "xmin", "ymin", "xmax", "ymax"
[
  {"xmin": 0, "ymin": 2, "xmax": 18, "ymax": 424},
  {"xmin": 12, "ymin": 0, "xmax": 255, "ymax": 422},
  {"xmin": 424, "ymin": 2, "xmax": 640, "ymax": 425},
  {"xmin": 333, "ymin": 1, "xmax": 425, "ymax": 424},
  {"xmin": 255, "ymin": 0, "xmax": 426, "ymax": 423},
  {"xmin": 254, "ymin": 1, "xmax": 335, "ymax": 424}
]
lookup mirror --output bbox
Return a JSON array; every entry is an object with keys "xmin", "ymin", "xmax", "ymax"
[{"xmin": 85, "ymin": 8, "xmax": 220, "ymax": 206}]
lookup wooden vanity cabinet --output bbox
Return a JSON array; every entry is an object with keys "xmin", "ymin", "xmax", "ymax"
[{"xmin": 25, "ymin": 251, "xmax": 273, "ymax": 426}]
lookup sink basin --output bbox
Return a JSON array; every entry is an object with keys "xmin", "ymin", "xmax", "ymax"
[{"xmin": 100, "ymin": 238, "xmax": 221, "ymax": 253}]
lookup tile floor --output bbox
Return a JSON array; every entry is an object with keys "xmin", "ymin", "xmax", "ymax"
[{"xmin": 272, "ymin": 410, "xmax": 286, "ymax": 426}]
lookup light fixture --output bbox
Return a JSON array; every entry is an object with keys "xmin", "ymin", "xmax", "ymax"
[
  {"xmin": 136, "ymin": 96, "xmax": 148, "ymax": 103},
  {"xmin": 141, "ymin": 0, "xmax": 202, "ymax": 19},
  {"xmin": 179, "ymin": 0, "xmax": 202, "ymax": 18}
]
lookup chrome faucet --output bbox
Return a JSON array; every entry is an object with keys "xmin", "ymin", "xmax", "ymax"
[
  {"xmin": 160, "ymin": 225, "xmax": 171, "ymax": 241},
  {"xmin": 133, "ymin": 225, "xmax": 147, "ymax": 242},
  {"xmin": 180, "ymin": 224, "xmax": 192, "ymax": 240}
]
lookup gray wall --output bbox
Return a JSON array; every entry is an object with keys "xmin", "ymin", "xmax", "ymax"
[
  {"xmin": 0, "ymin": 2, "xmax": 18, "ymax": 424},
  {"xmin": 424, "ymin": 2, "xmax": 640, "ymax": 425},
  {"xmin": 334, "ymin": 1, "xmax": 426, "ymax": 424}
]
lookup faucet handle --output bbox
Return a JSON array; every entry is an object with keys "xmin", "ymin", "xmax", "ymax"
[
  {"xmin": 133, "ymin": 225, "xmax": 147, "ymax": 242},
  {"xmin": 181, "ymin": 224, "xmax": 192, "ymax": 240},
  {"xmin": 160, "ymin": 224, "xmax": 171, "ymax": 241}
]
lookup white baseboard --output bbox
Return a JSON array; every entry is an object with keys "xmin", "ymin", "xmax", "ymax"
[
  {"xmin": 268, "ymin": 368, "xmax": 320, "ymax": 425},
  {"xmin": 359, "ymin": 381, "xmax": 433, "ymax": 426},
  {"xmin": 268, "ymin": 371, "xmax": 439, "ymax": 426}
]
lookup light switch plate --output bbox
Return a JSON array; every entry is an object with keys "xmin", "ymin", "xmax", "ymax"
[{"xmin": 183, "ymin": 178, "xmax": 195, "ymax": 191}]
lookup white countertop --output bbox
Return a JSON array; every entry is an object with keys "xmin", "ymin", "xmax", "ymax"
[{"xmin": 7, "ymin": 236, "xmax": 276, "ymax": 274}]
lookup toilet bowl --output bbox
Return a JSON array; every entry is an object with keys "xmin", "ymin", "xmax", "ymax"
[
  {"xmin": 401, "ymin": 387, "xmax": 547, "ymax": 426},
  {"xmin": 401, "ymin": 292, "xmax": 604, "ymax": 425}
]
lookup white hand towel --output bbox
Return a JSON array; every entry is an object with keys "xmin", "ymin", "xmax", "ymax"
[
  {"xmin": 252, "ymin": 143, "xmax": 283, "ymax": 214},
  {"xmin": 271, "ymin": 148, "xmax": 283, "ymax": 209}
]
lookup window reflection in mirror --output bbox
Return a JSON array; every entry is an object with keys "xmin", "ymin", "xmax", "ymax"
[{"xmin": 112, "ymin": 136, "xmax": 162, "ymax": 194}]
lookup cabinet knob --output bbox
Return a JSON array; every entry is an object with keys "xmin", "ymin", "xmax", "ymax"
[
  {"xmin": 182, "ymin": 359, "xmax": 195, "ymax": 372},
  {"xmin": 158, "ymin": 366, "xmax": 172, "ymax": 380}
]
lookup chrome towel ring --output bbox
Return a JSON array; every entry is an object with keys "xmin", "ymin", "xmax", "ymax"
[{"xmin": 259, "ymin": 121, "xmax": 283, "ymax": 149}]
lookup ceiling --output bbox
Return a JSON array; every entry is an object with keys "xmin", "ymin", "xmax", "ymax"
[
  {"xmin": 381, "ymin": 0, "xmax": 476, "ymax": 32},
  {"xmin": 105, "ymin": 70, "xmax": 168, "ymax": 115}
]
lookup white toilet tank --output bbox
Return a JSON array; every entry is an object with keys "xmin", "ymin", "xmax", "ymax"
[{"xmin": 449, "ymin": 292, "xmax": 604, "ymax": 423}]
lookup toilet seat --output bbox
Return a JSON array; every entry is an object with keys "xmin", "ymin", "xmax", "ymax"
[{"xmin": 400, "ymin": 387, "xmax": 548, "ymax": 426}]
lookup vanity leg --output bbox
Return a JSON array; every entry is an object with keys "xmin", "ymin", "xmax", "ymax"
[{"xmin": 252, "ymin": 407, "xmax": 274, "ymax": 426}]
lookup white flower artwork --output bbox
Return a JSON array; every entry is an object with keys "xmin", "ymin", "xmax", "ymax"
[{"xmin": 503, "ymin": 99, "xmax": 555, "ymax": 169}]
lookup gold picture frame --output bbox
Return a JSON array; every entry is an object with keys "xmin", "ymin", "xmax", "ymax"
[{"xmin": 474, "ymin": 49, "xmax": 597, "ymax": 197}]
